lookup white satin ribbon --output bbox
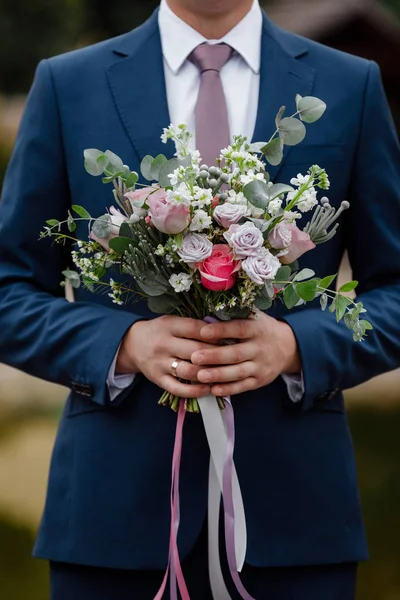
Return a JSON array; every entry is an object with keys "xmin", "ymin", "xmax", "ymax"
[{"xmin": 198, "ymin": 394, "xmax": 247, "ymax": 598}]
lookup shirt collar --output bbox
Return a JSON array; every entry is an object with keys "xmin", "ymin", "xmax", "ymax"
[{"xmin": 158, "ymin": 0, "xmax": 262, "ymax": 75}]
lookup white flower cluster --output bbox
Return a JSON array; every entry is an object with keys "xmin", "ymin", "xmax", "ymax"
[
  {"xmin": 71, "ymin": 245, "xmax": 109, "ymax": 283},
  {"xmin": 161, "ymin": 123, "xmax": 200, "ymax": 163},
  {"xmin": 287, "ymin": 172, "xmax": 318, "ymax": 213},
  {"xmin": 107, "ymin": 278, "xmax": 124, "ymax": 306},
  {"xmin": 169, "ymin": 272, "xmax": 193, "ymax": 293}
]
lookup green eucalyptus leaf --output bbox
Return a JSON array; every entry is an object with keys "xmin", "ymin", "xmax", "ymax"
[
  {"xmin": 339, "ymin": 280, "xmax": 358, "ymax": 293},
  {"xmin": 102, "ymin": 171, "xmax": 125, "ymax": 184},
  {"xmin": 295, "ymin": 94, "xmax": 303, "ymax": 111},
  {"xmin": 105, "ymin": 150, "xmax": 124, "ymax": 173},
  {"xmin": 148, "ymin": 293, "xmax": 180, "ymax": 314},
  {"xmin": 279, "ymin": 117, "xmax": 306, "ymax": 146},
  {"xmin": 150, "ymin": 154, "xmax": 168, "ymax": 181},
  {"xmin": 249, "ymin": 141, "xmax": 268, "ymax": 153},
  {"xmin": 275, "ymin": 105, "xmax": 286, "ymax": 128},
  {"xmin": 119, "ymin": 222, "xmax": 134, "ymax": 239},
  {"xmin": 124, "ymin": 172, "xmax": 139, "ymax": 189},
  {"xmin": 67, "ymin": 213, "xmax": 76, "ymax": 233},
  {"xmin": 284, "ymin": 284, "xmax": 300, "ymax": 309},
  {"xmin": 92, "ymin": 214, "xmax": 112, "ymax": 239},
  {"xmin": 293, "ymin": 268, "xmax": 315, "ymax": 282},
  {"xmin": 248, "ymin": 218, "xmax": 269, "ymax": 233},
  {"xmin": 158, "ymin": 157, "xmax": 191, "ymax": 188},
  {"xmin": 254, "ymin": 295, "xmax": 273, "ymax": 310},
  {"xmin": 335, "ymin": 295, "xmax": 353, "ymax": 322},
  {"xmin": 318, "ymin": 274, "xmax": 337, "ymax": 290},
  {"xmin": 361, "ymin": 320, "xmax": 373, "ymax": 331},
  {"xmin": 108, "ymin": 236, "xmax": 134, "ymax": 255},
  {"xmin": 46, "ymin": 219, "xmax": 59, "ymax": 227},
  {"xmin": 297, "ymin": 96, "xmax": 327, "ymax": 124},
  {"xmin": 72, "ymin": 205, "xmax": 91, "ymax": 219},
  {"xmin": 242, "ymin": 179, "xmax": 270, "ymax": 209},
  {"xmin": 62, "ymin": 270, "xmax": 81, "ymax": 289},
  {"xmin": 84, "ymin": 149, "xmax": 108, "ymax": 177},
  {"xmin": 275, "ymin": 266, "xmax": 292, "ymax": 282},
  {"xmin": 140, "ymin": 155, "xmax": 155, "ymax": 181},
  {"xmin": 261, "ymin": 138, "xmax": 284, "ymax": 166},
  {"xmin": 295, "ymin": 279, "xmax": 318, "ymax": 301},
  {"xmin": 268, "ymin": 183, "xmax": 294, "ymax": 201},
  {"xmin": 137, "ymin": 278, "xmax": 168, "ymax": 297}
]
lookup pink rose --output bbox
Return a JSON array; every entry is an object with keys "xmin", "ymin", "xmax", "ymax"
[
  {"xmin": 90, "ymin": 206, "xmax": 127, "ymax": 251},
  {"xmin": 124, "ymin": 187, "xmax": 154, "ymax": 208},
  {"xmin": 268, "ymin": 223, "xmax": 292, "ymax": 250},
  {"xmin": 198, "ymin": 244, "xmax": 241, "ymax": 292},
  {"xmin": 279, "ymin": 224, "xmax": 316, "ymax": 264},
  {"xmin": 147, "ymin": 191, "xmax": 190, "ymax": 234}
]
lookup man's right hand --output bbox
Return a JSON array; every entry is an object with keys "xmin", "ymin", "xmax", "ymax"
[{"xmin": 116, "ymin": 316, "xmax": 215, "ymax": 399}]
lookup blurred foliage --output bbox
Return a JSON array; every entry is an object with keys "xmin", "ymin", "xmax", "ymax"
[{"xmin": 0, "ymin": 407, "xmax": 399, "ymax": 599}]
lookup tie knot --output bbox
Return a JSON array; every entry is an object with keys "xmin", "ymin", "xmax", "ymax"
[{"xmin": 189, "ymin": 43, "xmax": 233, "ymax": 74}]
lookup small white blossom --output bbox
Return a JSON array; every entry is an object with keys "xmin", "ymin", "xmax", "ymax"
[
  {"xmin": 290, "ymin": 173, "xmax": 310, "ymax": 187},
  {"xmin": 268, "ymin": 198, "xmax": 283, "ymax": 217},
  {"xmin": 282, "ymin": 210, "xmax": 302, "ymax": 223},
  {"xmin": 155, "ymin": 244, "xmax": 165, "ymax": 256},
  {"xmin": 166, "ymin": 183, "xmax": 192, "ymax": 206},
  {"xmin": 227, "ymin": 190, "xmax": 247, "ymax": 205},
  {"xmin": 169, "ymin": 273, "xmax": 193, "ymax": 293},
  {"xmin": 192, "ymin": 187, "xmax": 213, "ymax": 208},
  {"xmin": 297, "ymin": 188, "xmax": 318, "ymax": 212},
  {"xmin": 190, "ymin": 209, "xmax": 212, "ymax": 232}
]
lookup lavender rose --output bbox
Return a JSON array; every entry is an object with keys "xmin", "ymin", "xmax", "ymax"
[
  {"xmin": 178, "ymin": 233, "xmax": 213, "ymax": 267},
  {"xmin": 268, "ymin": 222, "xmax": 292, "ymax": 250},
  {"xmin": 213, "ymin": 203, "xmax": 249, "ymax": 229},
  {"xmin": 242, "ymin": 247, "xmax": 281, "ymax": 285},
  {"xmin": 224, "ymin": 222, "xmax": 264, "ymax": 258}
]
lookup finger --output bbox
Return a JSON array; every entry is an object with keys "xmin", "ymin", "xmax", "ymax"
[
  {"xmin": 210, "ymin": 377, "xmax": 259, "ymax": 397},
  {"xmin": 160, "ymin": 374, "xmax": 211, "ymax": 399},
  {"xmin": 170, "ymin": 339, "xmax": 219, "ymax": 362},
  {"xmin": 191, "ymin": 342, "xmax": 255, "ymax": 366},
  {"xmin": 197, "ymin": 361, "xmax": 255, "ymax": 384},
  {"xmin": 168, "ymin": 317, "xmax": 206, "ymax": 341},
  {"xmin": 172, "ymin": 359, "xmax": 203, "ymax": 382},
  {"xmin": 200, "ymin": 319, "xmax": 257, "ymax": 342}
]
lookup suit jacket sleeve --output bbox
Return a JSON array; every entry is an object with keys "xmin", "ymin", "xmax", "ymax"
[
  {"xmin": 282, "ymin": 61, "xmax": 400, "ymax": 412},
  {"xmin": 0, "ymin": 59, "xmax": 142, "ymax": 407}
]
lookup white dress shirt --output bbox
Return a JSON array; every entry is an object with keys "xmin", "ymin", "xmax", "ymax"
[{"xmin": 108, "ymin": 0, "xmax": 304, "ymax": 402}]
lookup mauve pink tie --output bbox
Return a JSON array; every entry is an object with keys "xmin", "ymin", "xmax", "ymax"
[{"xmin": 189, "ymin": 43, "xmax": 234, "ymax": 166}]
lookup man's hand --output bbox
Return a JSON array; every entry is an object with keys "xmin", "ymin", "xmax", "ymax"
[
  {"xmin": 116, "ymin": 316, "xmax": 217, "ymax": 399},
  {"xmin": 191, "ymin": 313, "xmax": 301, "ymax": 397}
]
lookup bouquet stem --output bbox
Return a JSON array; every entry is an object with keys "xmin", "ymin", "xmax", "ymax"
[{"xmin": 158, "ymin": 392, "xmax": 225, "ymax": 412}]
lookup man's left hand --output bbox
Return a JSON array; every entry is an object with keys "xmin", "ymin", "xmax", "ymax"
[{"xmin": 191, "ymin": 313, "xmax": 301, "ymax": 397}]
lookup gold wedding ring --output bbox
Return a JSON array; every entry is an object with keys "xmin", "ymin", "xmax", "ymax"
[{"xmin": 171, "ymin": 359, "xmax": 180, "ymax": 378}]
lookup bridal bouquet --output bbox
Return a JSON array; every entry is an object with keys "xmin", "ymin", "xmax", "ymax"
[
  {"xmin": 43, "ymin": 94, "xmax": 371, "ymax": 413},
  {"xmin": 42, "ymin": 95, "xmax": 372, "ymax": 600}
]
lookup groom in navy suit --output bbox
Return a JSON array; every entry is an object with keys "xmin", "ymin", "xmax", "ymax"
[{"xmin": 1, "ymin": 0, "xmax": 400, "ymax": 598}]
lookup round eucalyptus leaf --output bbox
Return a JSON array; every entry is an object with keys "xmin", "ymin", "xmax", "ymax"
[
  {"xmin": 261, "ymin": 138, "xmax": 284, "ymax": 166},
  {"xmin": 275, "ymin": 105, "xmax": 286, "ymax": 129},
  {"xmin": 140, "ymin": 155, "xmax": 155, "ymax": 181},
  {"xmin": 150, "ymin": 154, "xmax": 168, "ymax": 181},
  {"xmin": 293, "ymin": 268, "xmax": 315, "ymax": 282},
  {"xmin": 279, "ymin": 117, "xmax": 306, "ymax": 146},
  {"xmin": 242, "ymin": 179, "xmax": 270, "ymax": 209},
  {"xmin": 148, "ymin": 293, "xmax": 180, "ymax": 314},
  {"xmin": 298, "ymin": 96, "xmax": 327, "ymax": 124},
  {"xmin": 249, "ymin": 141, "xmax": 268, "ymax": 153},
  {"xmin": 105, "ymin": 150, "xmax": 124, "ymax": 173},
  {"xmin": 254, "ymin": 295, "xmax": 273, "ymax": 310},
  {"xmin": 295, "ymin": 279, "xmax": 319, "ymax": 302},
  {"xmin": 108, "ymin": 236, "xmax": 134, "ymax": 255},
  {"xmin": 92, "ymin": 214, "xmax": 112, "ymax": 239},
  {"xmin": 62, "ymin": 269, "xmax": 81, "ymax": 289},
  {"xmin": 84, "ymin": 149, "xmax": 108, "ymax": 177},
  {"xmin": 268, "ymin": 183, "xmax": 294, "ymax": 201},
  {"xmin": 137, "ymin": 278, "xmax": 168, "ymax": 297}
]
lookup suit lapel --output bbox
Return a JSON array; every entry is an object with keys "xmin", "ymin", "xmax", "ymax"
[
  {"xmin": 107, "ymin": 11, "xmax": 174, "ymax": 163},
  {"xmin": 253, "ymin": 15, "xmax": 316, "ymax": 181}
]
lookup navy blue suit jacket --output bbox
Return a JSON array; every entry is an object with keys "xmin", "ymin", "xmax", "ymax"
[{"xmin": 1, "ymin": 10, "xmax": 400, "ymax": 569}]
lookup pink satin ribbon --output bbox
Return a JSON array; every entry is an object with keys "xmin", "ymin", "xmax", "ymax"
[{"xmin": 154, "ymin": 400, "xmax": 190, "ymax": 600}]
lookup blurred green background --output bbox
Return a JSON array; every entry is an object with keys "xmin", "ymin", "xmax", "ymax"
[{"xmin": 1, "ymin": 1, "xmax": 400, "ymax": 599}]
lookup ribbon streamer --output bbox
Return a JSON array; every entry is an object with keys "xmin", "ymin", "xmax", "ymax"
[{"xmin": 154, "ymin": 394, "xmax": 254, "ymax": 600}]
